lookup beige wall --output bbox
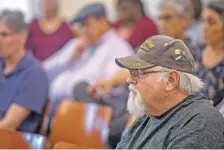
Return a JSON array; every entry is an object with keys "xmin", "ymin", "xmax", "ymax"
[
  {"xmin": 58, "ymin": 0, "xmax": 117, "ymax": 22},
  {"xmin": 30, "ymin": 0, "xmax": 211, "ymax": 23}
]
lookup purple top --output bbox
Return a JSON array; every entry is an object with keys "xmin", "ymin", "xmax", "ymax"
[{"xmin": 25, "ymin": 18, "xmax": 73, "ymax": 61}]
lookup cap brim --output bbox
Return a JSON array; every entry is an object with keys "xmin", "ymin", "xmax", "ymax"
[
  {"xmin": 115, "ymin": 55, "xmax": 155, "ymax": 70},
  {"xmin": 70, "ymin": 16, "xmax": 85, "ymax": 24}
]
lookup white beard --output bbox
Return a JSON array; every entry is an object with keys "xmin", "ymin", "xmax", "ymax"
[{"xmin": 127, "ymin": 85, "xmax": 145, "ymax": 115}]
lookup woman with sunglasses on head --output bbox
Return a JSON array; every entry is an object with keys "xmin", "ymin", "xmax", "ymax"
[{"xmin": 194, "ymin": 0, "xmax": 224, "ymax": 106}]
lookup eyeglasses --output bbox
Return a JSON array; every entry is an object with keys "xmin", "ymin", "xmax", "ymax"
[
  {"xmin": 129, "ymin": 69, "xmax": 168, "ymax": 81},
  {"xmin": 158, "ymin": 15, "xmax": 175, "ymax": 21},
  {"xmin": 0, "ymin": 31, "xmax": 14, "ymax": 37}
]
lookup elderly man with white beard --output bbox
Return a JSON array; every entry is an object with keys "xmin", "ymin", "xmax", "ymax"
[{"xmin": 114, "ymin": 35, "xmax": 224, "ymax": 149}]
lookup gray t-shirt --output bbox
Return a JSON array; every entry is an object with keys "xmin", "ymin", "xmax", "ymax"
[{"xmin": 116, "ymin": 95, "xmax": 224, "ymax": 149}]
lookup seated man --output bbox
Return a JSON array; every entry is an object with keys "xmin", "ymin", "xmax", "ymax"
[
  {"xmin": 43, "ymin": 3, "xmax": 133, "ymax": 102},
  {"xmin": 0, "ymin": 10, "xmax": 49, "ymax": 133},
  {"xmin": 114, "ymin": 35, "xmax": 224, "ymax": 149}
]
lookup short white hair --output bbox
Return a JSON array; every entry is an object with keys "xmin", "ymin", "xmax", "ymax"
[{"xmin": 145, "ymin": 66, "xmax": 204, "ymax": 95}]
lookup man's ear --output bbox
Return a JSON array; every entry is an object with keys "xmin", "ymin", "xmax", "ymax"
[{"xmin": 165, "ymin": 71, "xmax": 179, "ymax": 91}]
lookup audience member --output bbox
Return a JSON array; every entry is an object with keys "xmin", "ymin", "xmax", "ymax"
[
  {"xmin": 88, "ymin": 1, "xmax": 199, "ymax": 145},
  {"xmin": 115, "ymin": 35, "xmax": 224, "ymax": 149},
  {"xmin": 194, "ymin": 0, "xmax": 224, "ymax": 106},
  {"xmin": 0, "ymin": 10, "xmax": 49, "ymax": 133},
  {"xmin": 43, "ymin": 3, "xmax": 133, "ymax": 147},
  {"xmin": 158, "ymin": 0, "xmax": 200, "ymax": 58},
  {"xmin": 25, "ymin": 0, "xmax": 73, "ymax": 61},
  {"xmin": 114, "ymin": 0, "xmax": 158, "ymax": 50},
  {"xmin": 43, "ymin": 3, "xmax": 133, "ymax": 102}
]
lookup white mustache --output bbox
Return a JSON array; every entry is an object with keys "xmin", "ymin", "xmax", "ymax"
[
  {"xmin": 127, "ymin": 84, "xmax": 144, "ymax": 116},
  {"xmin": 128, "ymin": 84, "xmax": 138, "ymax": 93}
]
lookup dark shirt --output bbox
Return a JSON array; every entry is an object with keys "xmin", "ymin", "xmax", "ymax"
[
  {"xmin": 116, "ymin": 95, "xmax": 224, "ymax": 149},
  {"xmin": 194, "ymin": 48, "xmax": 224, "ymax": 104},
  {"xmin": 25, "ymin": 18, "xmax": 73, "ymax": 61},
  {"xmin": 0, "ymin": 53, "xmax": 49, "ymax": 133}
]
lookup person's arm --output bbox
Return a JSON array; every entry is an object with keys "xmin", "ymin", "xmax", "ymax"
[
  {"xmin": 87, "ymin": 69, "xmax": 129, "ymax": 99},
  {"xmin": 0, "ymin": 104, "xmax": 31, "ymax": 130},
  {"xmin": 42, "ymin": 39, "xmax": 79, "ymax": 82},
  {"xmin": 0, "ymin": 68, "xmax": 49, "ymax": 130},
  {"xmin": 109, "ymin": 69, "xmax": 130, "ymax": 87}
]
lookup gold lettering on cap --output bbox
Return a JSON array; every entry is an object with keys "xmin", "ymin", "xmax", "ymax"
[
  {"xmin": 174, "ymin": 49, "xmax": 181, "ymax": 55},
  {"xmin": 140, "ymin": 45, "xmax": 148, "ymax": 51},
  {"xmin": 145, "ymin": 40, "xmax": 154, "ymax": 48},
  {"xmin": 132, "ymin": 63, "xmax": 140, "ymax": 67}
]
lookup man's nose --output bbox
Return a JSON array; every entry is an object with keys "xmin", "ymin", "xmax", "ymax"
[{"xmin": 127, "ymin": 75, "xmax": 137, "ymax": 85}]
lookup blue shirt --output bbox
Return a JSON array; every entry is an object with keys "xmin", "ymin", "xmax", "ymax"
[{"xmin": 0, "ymin": 53, "xmax": 49, "ymax": 133}]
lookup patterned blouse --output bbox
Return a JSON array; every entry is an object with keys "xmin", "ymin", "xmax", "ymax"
[{"xmin": 194, "ymin": 49, "xmax": 224, "ymax": 104}]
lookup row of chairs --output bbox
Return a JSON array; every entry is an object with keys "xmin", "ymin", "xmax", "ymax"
[{"xmin": 40, "ymin": 100, "xmax": 138, "ymax": 149}]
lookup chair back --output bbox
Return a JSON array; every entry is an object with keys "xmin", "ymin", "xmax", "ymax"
[{"xmin": 50, "ymin": 100, "xmax": 112, "ymax": 149}]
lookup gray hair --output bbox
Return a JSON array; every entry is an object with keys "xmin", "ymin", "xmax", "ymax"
[
  {"xmin": 159, "ymin": 0, "xmax": 194, "ymax": 19},
  {"xmin": 145, "ymin": 66, "xmax": 204, "ymax": 95},
  {"xmin": 0, "ymin": 10, "xmax": 27, "ymax": 33}
]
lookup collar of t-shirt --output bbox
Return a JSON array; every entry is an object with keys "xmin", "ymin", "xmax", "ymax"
[{"xmin": 0, "ymin": 53, "xmax": 34, "ymax": 78}]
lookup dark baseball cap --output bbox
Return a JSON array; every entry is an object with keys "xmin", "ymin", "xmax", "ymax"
[
  {"xmin": 115, "ymin": 35, "xmax": 195, "ymax": 73},
  {"xmin": 70, "ymin": 3, "xmax": 106, "ymax": 24}
]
